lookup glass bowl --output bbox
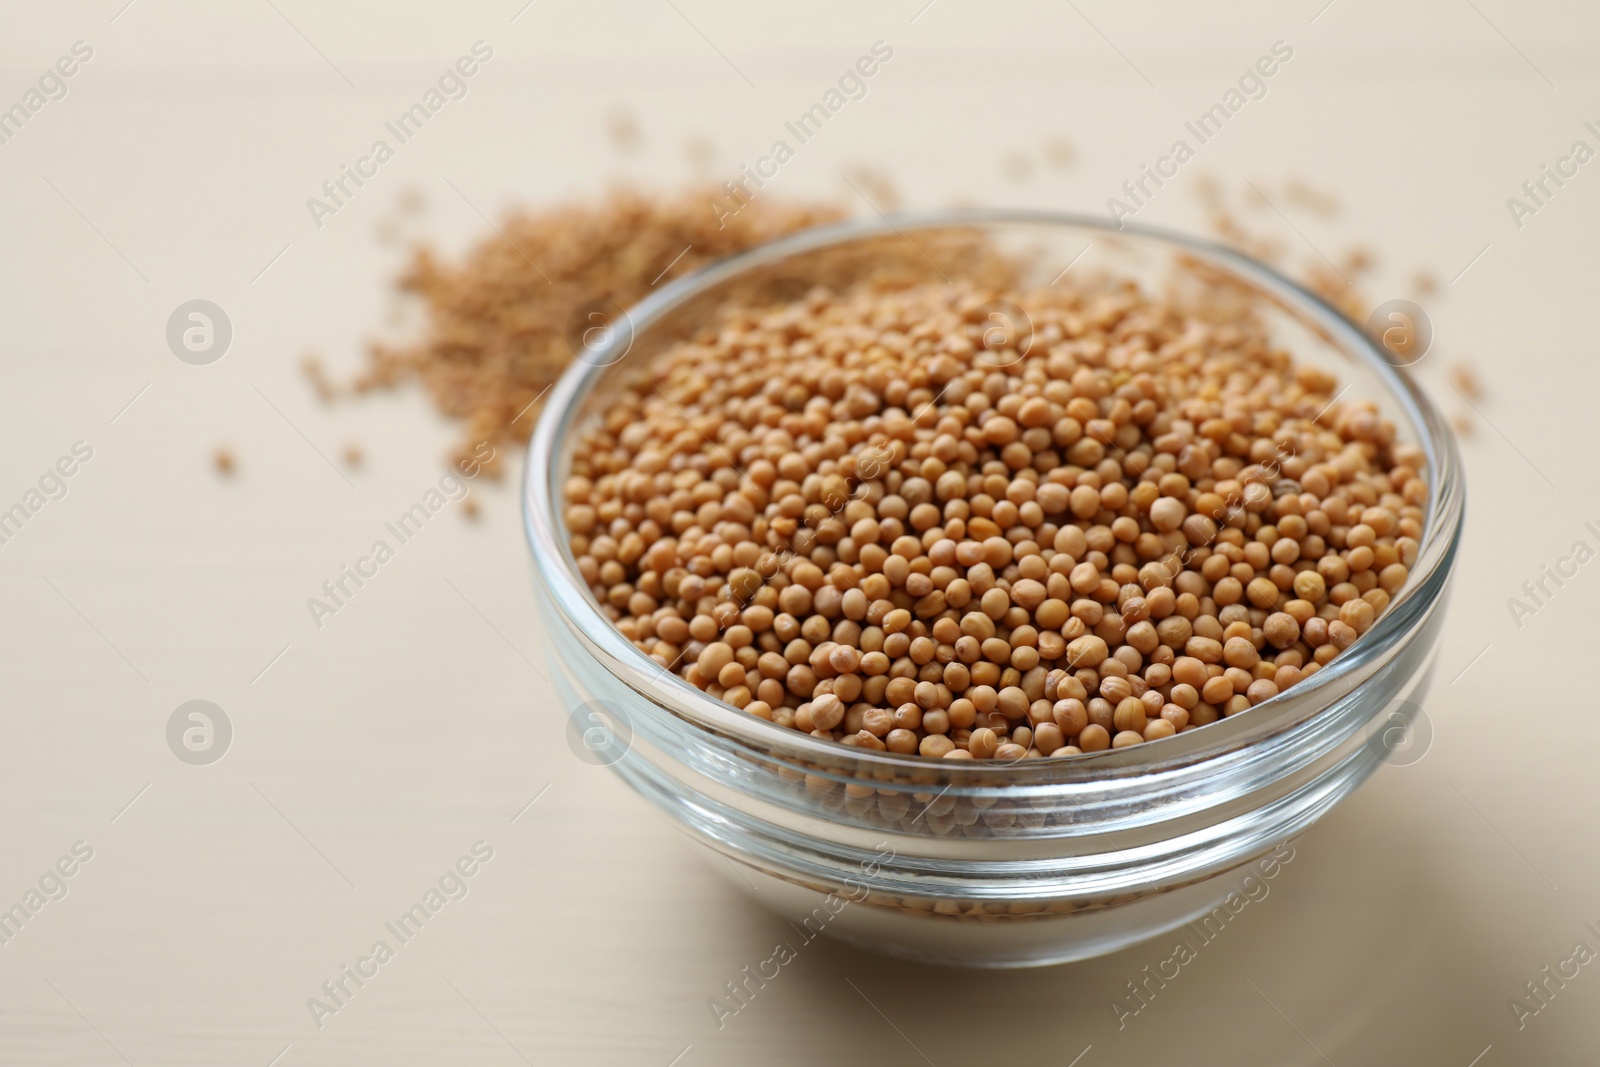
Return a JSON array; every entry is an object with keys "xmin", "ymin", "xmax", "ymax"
[{"xmin": 522, "ymin": 210, "xmax": 1464, "ymax": 967}]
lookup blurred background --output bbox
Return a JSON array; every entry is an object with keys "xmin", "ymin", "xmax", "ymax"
[{"xmin": 1, "ymin": 1, "xmax": 1596, "ymax": 1063}]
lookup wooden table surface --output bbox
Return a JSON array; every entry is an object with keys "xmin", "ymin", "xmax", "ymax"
[{"xmin": 3, "ymin": 2, "xmax": 1598, "ymax": 1063}]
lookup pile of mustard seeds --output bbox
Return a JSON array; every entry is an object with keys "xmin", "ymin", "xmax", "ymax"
[
  {"xmin": 356, "ymin": 188, "xmax": 844, "ymax": 475},
  {"xmin": 564, "ymin": 266, "xmax": 1425, "ymax": 760}
]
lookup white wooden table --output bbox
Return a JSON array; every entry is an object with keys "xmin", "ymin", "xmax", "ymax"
[{"xmin": 2, "ymin": 2, "xmax": 1596, "ymax": 1062}]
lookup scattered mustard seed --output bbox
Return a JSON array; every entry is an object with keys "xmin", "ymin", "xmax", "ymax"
[
  {"xmin": 1043, "ymin": 136, "xmax": 1076, "ymax": 170},
  {"xmin": 1284, "ymin": 178, "xmax": 1340, "ymax": 218},
  {"xmin": 1002, "ymin": 151, "xmax": 1034, "ymax": 184},
  {"xmin": 1450, "ymin": 363, "xmax": 1483, "ymax": 401},
  {"xmin": 302, "ymin": 354, "xmax": 337, "ymax": 403},
  {"xmin": 605, "ymin": 106, "xmax": 642, "ymax": 153},
  {"xmin": 358, "ymin": 188, "xmax": 844, "ymax": 476},
  {"xmin": 842, "ymin": 165, "xmax": 901, "ymax": 211},
  {"xmin": 685, "ymin": 135, "xmax": 716, "ymax": 174}
]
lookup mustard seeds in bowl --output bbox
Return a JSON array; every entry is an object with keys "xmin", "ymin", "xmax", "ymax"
[
  {"xmin": 525, "ymin": 211, "xmax": 1463, "ymax": 966},
  {"xmin": 563, "ymin": 246, "xmax": 1425, "ymax": 763}
]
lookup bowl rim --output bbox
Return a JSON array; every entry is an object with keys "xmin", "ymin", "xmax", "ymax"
[{"xmin": 523, "ymin": 207, "xmax": 1464, "ymax": 779}]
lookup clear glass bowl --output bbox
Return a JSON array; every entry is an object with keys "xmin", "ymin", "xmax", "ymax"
[{"xmin": 522, "ymin": 211, "xmax": 1464, "ymax": 967}]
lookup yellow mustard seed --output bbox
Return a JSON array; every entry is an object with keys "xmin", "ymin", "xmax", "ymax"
[{"xmin": 565, "ymin": 265, "xmax": 1424, "ymax": 761}]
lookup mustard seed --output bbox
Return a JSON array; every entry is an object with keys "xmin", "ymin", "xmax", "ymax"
[
  {"xmin": 1202, "ymin": 675, "xmax": 1234, "ymax": 706},
  {"xmin": 1034, "ymin": 722, "xmax": 1065, "ymax": 755},
  {"xmin": 1263, "ymin": 612, "xmax": 1300, "ymax": 649},
  {"xmin": 363, "ymin": 188, "xmax": 843, "ymax": 475},
  {"xmin": 810, "ymin": 694, "xmax": 846, "ymax": 731},
  {"xmin": 1112, "ymin": 697, "xmax": 1148, "ymax": 734},
  {"xmin": 1143, "ymin": 719, "xmax": 1177, "ymax": 742},
  {"xmin": 886, "ymin": 728, "xmax": 919, "ymax": 754},
  {"xmin": 969, "ymin": 727, "xmax": 1000, "ymax": 759},
  {"xmin": 697, "ymin": 642, "xmax": 735, "ymax": 679},
  {"xmin": 1223, "ymin": 637, "xmax": 1260, "ymax": 669},
  {"xmin": 1246, "ymin": 679, "xmax": 1279, "ymax": 705},
  {"xmin": 566, "ymin": 259, "xmax": 1424, "ymax": 761},
  {"xmin": 1078, "ymin": 724, "xmax": 1111, "ymax": 752}
]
